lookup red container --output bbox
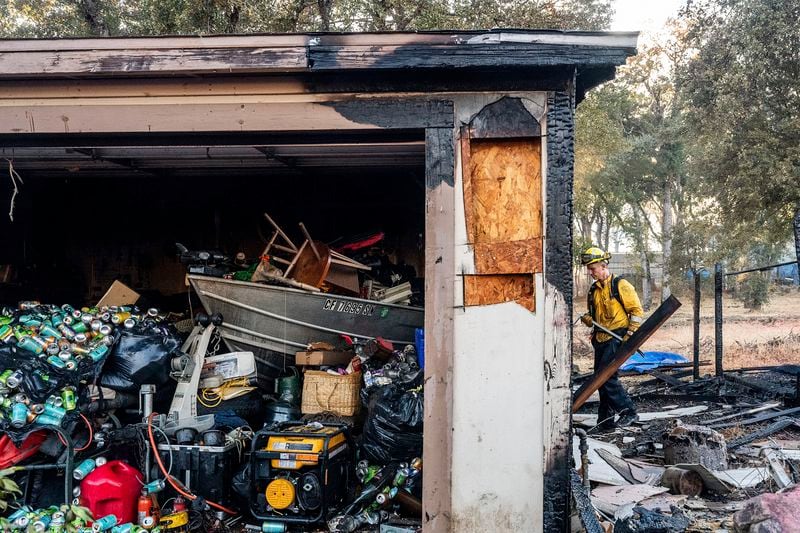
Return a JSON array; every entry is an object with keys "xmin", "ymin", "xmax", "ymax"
[{"xmin": 80, "ymin": 460, "xmax": 143, "ymax": 524}]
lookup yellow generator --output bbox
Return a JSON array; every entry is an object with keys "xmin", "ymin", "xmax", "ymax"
[{"xmin": 250, "ymin": 422, "xmax": 352, "ymax": 525}]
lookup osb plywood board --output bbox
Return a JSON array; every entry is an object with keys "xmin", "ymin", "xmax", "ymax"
[
  {"xmin": 463, "ymin": 274, "xmax": 535, "ymax": 312},
  {"xmin": 464, "ymin": 138, "xmax": 542, "ymax": 245},
  {"xmin": 473, "ymin": 238, "xmax": 543, "ymax": 274},
  {"xmin": 463, "ymin": 138, "xmax": 543, "ymax": 282}
]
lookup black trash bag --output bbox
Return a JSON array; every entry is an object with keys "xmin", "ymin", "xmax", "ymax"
[
  {"xmin": 99, "ymin": 330, "xmax": 181, "ymax": 392},
  {"xmin": 361, "ymin": 384, "xmax": 423, "ymax": 464},
  {"xmin": 0, "ymin": 333, "xmax": 114, "ymax": 441}
]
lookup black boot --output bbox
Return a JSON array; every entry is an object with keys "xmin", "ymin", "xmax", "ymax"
[{"xmin": 617, "ymin": 409, "xmax": 639, "ymax": 427}]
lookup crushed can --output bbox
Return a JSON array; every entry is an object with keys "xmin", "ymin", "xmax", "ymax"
[
  {"xmin": 73, "ymin": 458, "xmax": 97, "ymax": 480},
  {"xmin": 11, "ymin": 402, "xmax": 28, "ymax": 428},
  {"xmin": 92, "ymin": 514, "xmax": 118, "ymax": 532}
]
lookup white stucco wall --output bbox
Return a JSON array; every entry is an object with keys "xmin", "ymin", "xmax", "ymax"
[{"xmin": 449, "ymin": 93, "xmax": 549, "ymax": 532}]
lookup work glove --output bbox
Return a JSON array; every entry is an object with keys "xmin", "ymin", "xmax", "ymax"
[{"xmin": 580, "ymin": 313, "xmax": 593, "ymax": 327}]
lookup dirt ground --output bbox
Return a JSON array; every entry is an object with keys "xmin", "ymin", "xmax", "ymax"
[{"xmin": 573, "ymin": 287, "xmax": 800, "ymax": 373}]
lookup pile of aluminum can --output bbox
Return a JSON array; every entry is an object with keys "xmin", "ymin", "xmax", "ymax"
[
  {"xmin": 0, "ymin": 301, "xmax": 164, "ymax": 430},
  {"xmin": 4, "ymin": 504, "xmax": 157, "ymax": 532}
]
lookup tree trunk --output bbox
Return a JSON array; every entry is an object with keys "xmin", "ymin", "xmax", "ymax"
[
  {"xmin": 661, "ymin": 181, "xmax": 673, "ymax": 301},
  {"xmin": 578, "ymin": 215, "xmax": 593, "ymax": 245},
  {"xmin": 317, "ymin": 0, "xmax": 333, "ymax": 31},
  {"xmin": 225, "ymin": 4, "xmax": 241, "ymax": 33},
  {"xmin": 595, "ymin": 215, "xmax": 605, "ymax": 248},
  {"xmin": 641, "ymin": 251, "xmax": 652, "ymax": 311},
  {"xmin": 79, "ymin": 0, "xmax": 109, "ymax": 36}
]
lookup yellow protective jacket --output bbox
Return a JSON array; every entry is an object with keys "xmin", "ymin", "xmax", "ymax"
[{"xmin": 588, "ymin": 274, "xmax": 645, "ymax": 343}]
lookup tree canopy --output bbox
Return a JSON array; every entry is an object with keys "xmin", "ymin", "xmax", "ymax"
[
  {"xmin": 677, "ymin": 0, "xmax": 800, "ymax": 266},
  {"xmin": 0, "ymin": 0, "xmax": 614, "ymax": 37}
]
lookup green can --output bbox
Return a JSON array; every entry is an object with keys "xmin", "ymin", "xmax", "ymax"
[
  {"xmin": 46, "ymin": 355, "xmax": 67, "ymax": 369},
  {"xmin": 0, "ymin": 369, "xmax": 12, "ymax": 385},
  {"xmin": 50, "ymin": 313, "xmax": 64, "ymax": 327},
  {"xmin": 18, "ymin": 336, "xmax": 44, "ymax": 355},
  {"xmin": 39, "ymin": 324, "xmax": 63, "ymax": 339},
  {"xmin": 89, "ymin": 344, "xmax": 109, "ymax": 362},
  {"xmin": 61, "ymin": 387, "xmax": 77, "ymax": 411},
  {"xmin": 43, "ymin": 403, "xmax": 66, "ymax": 419},
  {"xmin": 71, "ymin": 321, "xmax": 88, "ymax": 334},
  {"xmin": 0, "ymin": 324, "xmax": 14, "ymax": 343},
  {"xmin": 11, "ymin": 402, "xmax": 28, "ymax": 428},
  {"xmin": 72, "ymin": 458, "xmax": 96, "ymax": 480}
]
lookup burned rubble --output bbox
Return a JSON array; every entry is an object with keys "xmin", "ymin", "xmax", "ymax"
[{"xmin": 572, "ymin": 363, "xmax": 800, "ymax": 532}]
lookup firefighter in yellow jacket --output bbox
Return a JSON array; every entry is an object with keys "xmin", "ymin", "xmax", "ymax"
[{"xmin": 580, "ymin": 247, "xmax": 644, "ymax": 430}]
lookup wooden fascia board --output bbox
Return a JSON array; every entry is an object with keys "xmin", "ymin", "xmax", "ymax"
[{"xmin": 0, "ymin": 32, "xmax": 635, "ymax": 79}]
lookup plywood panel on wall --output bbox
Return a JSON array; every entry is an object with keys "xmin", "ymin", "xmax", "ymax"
[
  {"xmin": 464, "ymin": 274, "xmax": 535, "ymax": 312},
  {"xmin": 462, "ymin": 136, "xmax": 543, "ymax": 310},
  {"xmin": 465, "ymin": 138, "xmax": 542, "ymax": 246}
]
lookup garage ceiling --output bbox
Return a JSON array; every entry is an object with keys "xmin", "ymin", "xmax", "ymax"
[{"xmin": 0, "ymin": 141, "xmax": 425, "ymax": 179}]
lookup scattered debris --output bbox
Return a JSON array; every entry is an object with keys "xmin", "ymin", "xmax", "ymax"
[
  {"xmin": 661, "ymin": 467, "xmax": 703, "ymax": 496},
  {"xmin": 574, "ymin": 405, "xmax": 708, "ymax": 427},
  {"xmin": 591, "ymin": 484, "xmax": 669, "ymax": 515},
  {"xmin": 571, "ymin": 470, "xmax": 605, "ymax": 533},
  {"xmin": 664, "ymin": 422, "xmax": 728, "ymax": 470},
  {"xmin": 613, "ymin": 505, "xmax": 690, "ymax": 533},
  {"xmin": 574, "ymin": 359, "xmax": 800, "ymax": 531},
  {"xmin": 572, "ymin": 436, "xmax": 631, "ymax": 485}
]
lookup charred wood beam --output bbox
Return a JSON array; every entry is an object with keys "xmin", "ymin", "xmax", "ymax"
[
  {"xmin": 544, "ymin": 88, "xmax": 574, "ymax": 533},
  {"xmin": 570, "ymin": 470, "xmax": 604, "ymax": 533},
  {"xmin": 647, "ymin": 370, "xmax": 691, "ymax": 387},
  {"xmin": 0, "ymin": 130, "xmax": 425, "ymax": 149},
  {"xmin": 727, "ymin": 417, "xmax": 798, "ymax": 450},
  {"xmin": 633, "ymin": 393, "xmax": 720, "ymax": 402},
  {"xmin": 723, "ymin": 373, "xmax": 796, "ymax": 398},
  {"xmin": 572, "ymin": 295, "xmax": 682, "ymax": 412},
  {"xmin": 711, "ymin": 405, "xmax": 800, "ymax": 429},
  {"xmin": 255, "ymin": 147, "xmax": 297, "ymax": 168},
  {"xmin": 72, "ymin": 148, "xmax": 160, "ymax": 177},
  {"xmin": 309, "ymin": 44, "xmax": 634, "ymax": 71},
  {"xmin": 636, "ymin": 370, "xmax": 692, "ymax": 387}
]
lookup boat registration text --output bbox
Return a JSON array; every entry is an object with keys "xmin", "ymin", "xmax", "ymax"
[{"xmin": 323, "ymin": 299, "xmax": 376, "ymax": 316}]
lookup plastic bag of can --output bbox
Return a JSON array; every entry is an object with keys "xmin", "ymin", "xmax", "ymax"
[
  {"xmin": 361, "ymin": 384, "xmax": 424, "ymax": 464},
  {"xmin": 99, "ymin": 329, "xmax": 182, "ymax": 392}
]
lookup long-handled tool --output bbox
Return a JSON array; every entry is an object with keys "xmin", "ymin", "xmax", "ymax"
[
  {"xmin": 589, "ymin": 320, "xmax": 647, "ymax": 358},
  {"xmin": 573, "ymin": 295, "xmax": 682, "ymax": 412}
]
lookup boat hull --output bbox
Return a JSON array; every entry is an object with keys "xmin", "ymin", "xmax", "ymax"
[{"xmin": 188, "ymin": 275, "xmax": 423, "ymax": 378}]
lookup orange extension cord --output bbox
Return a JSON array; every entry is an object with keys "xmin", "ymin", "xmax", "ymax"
[
  {"xmin": 57, "ymin": 413, "xmax": 93, "ymax": 452},
  {"xmin": 147, "ymin": 413, "xmax": 237, "ymax": 515}
]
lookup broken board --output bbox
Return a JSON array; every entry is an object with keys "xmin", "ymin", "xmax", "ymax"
[
  {"xmin": 573, "ymin": 436, "xmax": 630, "ymax": 486},
  {"xmin": 573, "ymin": 405, "xmax": 708, "ymax": 428},
  {"xmin": 590, "ymin": 484, "xmax": 669, "ymax": 515}
]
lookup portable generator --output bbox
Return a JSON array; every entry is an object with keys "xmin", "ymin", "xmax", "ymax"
[{"xmin": 250, "ymin": 422, "xmax": 352, "ymax": 525}]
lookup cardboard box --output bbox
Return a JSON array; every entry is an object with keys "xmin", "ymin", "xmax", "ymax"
[
  {"xmin": 295, "ymin": 350, "xmax": 354, "ymax": 367},
  {"xmin": 97, "ymin": 280, "xmax": 140, "ymax": 307}
]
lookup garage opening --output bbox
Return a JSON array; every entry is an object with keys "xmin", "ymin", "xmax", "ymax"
[{"xmin": 0, "ymin": 131, "xmax": 428, "ymax": 530}]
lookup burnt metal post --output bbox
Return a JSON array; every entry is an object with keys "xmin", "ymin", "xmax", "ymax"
[
  {"xmin": 715, "ymin": 263, "xmax": 724, "ymax": 378},
  {"xmin": 693, "ymin": 269, "xmax": 701, "ymax": 380}
]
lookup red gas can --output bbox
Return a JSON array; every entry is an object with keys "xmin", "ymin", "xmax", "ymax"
[{"xmin": 80, "ymin": 460, "xmax": 143, "ymax": 524}]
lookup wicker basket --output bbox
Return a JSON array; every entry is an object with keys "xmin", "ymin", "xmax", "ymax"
[{"xmin": 301, "ymin": 371, "xmax": 361, "ymax": 416}]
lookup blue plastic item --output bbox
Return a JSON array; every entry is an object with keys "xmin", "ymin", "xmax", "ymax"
[
  {"xmin": 620, "ymin": 351, "xmax": 688, "ymax": 373},
  {"xmin": 415, "ymin": 328, "xmax": 424, "ymax": 370}
]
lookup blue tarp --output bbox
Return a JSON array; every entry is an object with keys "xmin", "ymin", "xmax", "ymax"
[{"xmin": 620, "ymin": 351, "xmax": 689, "ymax": 373}]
